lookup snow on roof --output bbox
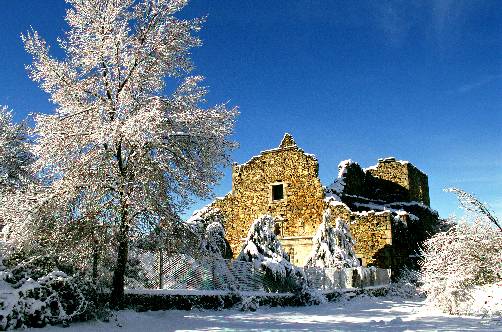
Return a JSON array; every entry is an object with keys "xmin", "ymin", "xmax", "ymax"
[
  {"xmin": 362, "ymin": 165, "xmax": 378, "ymax": 172},
  {"xmin": 304, "ymin": 153, "xmax": 318, "ymax": 159},
  {"xmin": 185, "ymin": 204, "xmax": 218, "ymax": 224},
  {"xmin": 327, "ymin": 178, "xmax": 345, "ymax": 195},
  {"xmin": 236, "ymin": 141, "xmax": 316, "ymax": 169},
  {"xmin": 215, "ymin": 191, "xmax": 232, "ymax": 201},
  {"xmin": 391, "ymin": 201, "xmax": 438, "ymax": 215},
  {"xmin": 377, "ymin": 157, "xmax": 410, "ymax": 165},
  {"xmin": 363, "ymin": 157, "xmax": 410, "ymax": 172}
]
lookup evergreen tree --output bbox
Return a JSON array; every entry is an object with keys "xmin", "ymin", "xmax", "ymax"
[
  {"xmin": 305, "ymin": 210, "xmax": 360, "ymax": 269},
  {"xmin": 237, "ymin": 215, "xmax": 293, "ymax": 280}
]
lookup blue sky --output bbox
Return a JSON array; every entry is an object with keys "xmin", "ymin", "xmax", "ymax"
[{"xmin": 0, "ymin": 1, "xmax": 500, "ymax": 219}]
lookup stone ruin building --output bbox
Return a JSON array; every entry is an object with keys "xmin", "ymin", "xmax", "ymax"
[{"xmin": 195, "ymin": 133, "xmax": 439, "ymax": 273}]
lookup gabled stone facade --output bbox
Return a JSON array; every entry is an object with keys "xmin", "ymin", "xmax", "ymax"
[
  {"xmin": 211, "ymin": 134, "xmax": 325, "ymax": 265},
  {"xmin": 201, "ymin": 133, "xmax": 439, "ymax": 271}
]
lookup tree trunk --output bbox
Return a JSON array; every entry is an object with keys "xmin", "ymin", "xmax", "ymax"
[
  {"xmin": 158, "ymin": 248, "xmax": 163, "ymax": 289},
  {"xmin": 111, "ymin": 142, "xmax": 131, "ymax": 308},
  {"xmin": 92, "ymin": 244, "xmax": 99, "ymax": 283},
  {"xmin": 110, "ymin": 220, "xmax": 129, "ymax": 308}
]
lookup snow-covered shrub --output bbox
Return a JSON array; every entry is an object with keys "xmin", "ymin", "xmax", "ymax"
[
  {"xmin": 237, "ymin": 215, "xmax": 326, "ymax": 304},
  {"xmin": 187, "ymin": 207, "xmax": 232, "ymax": 259},
  {"xmin": 237, "ymin": 215, "xmax": 294, "ymax": 285},
  {"xmin": 305, "ymin": 210, "xmax": 360, "ymax": 269},
  {"xmin": 0, "ymin": 255, "xmax": 96, "ymax": 329},
  {"xmin": 388, "ymin": 268, "xmax": 423, "ymax": 299},
  {"xmin": 420, "ymin": 221, "xmax": 501, "ymax": 315},
  {"xmin": 420, "ymin": 189, "xmax": 501, "ymax": 316},
  {"xmin": 459, "ymin": 283, "xmax": 502, "ymax": 318},
  {"xmin": 290, "ymin": 274, "xmax": 328, "ymax": 306},
  {"xmin": 201, "ymin": 222, "xmax": 229, "ymax": 258},
  {"xmin": 0, "ymin": 184, "xmax": 117, "ymax": 290},
  {"xmin": 238, "ymin": 296, "xmax": 259, "ymax": 312}
]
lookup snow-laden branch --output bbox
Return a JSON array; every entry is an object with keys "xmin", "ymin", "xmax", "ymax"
[{"xmin": 445, "ymin": 187, "xmax": 501, "ymax": 231}]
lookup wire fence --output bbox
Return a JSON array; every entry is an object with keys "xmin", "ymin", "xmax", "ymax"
[
  {"xmin": 126, "ymin": 251, "xmax": 276, "ymax": 291},
  {"xmin": 125, "ymin": 250, "xmax": 391, "ymax": 292}
]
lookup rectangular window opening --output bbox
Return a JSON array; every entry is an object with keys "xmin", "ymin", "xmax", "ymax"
[
  {"xmin": 274, "ymin": 222, "xmax": 281, "ymax": 236},
  {"xmin": 272, "ymin": 183, "xmax": 284, "ymax": 201}
]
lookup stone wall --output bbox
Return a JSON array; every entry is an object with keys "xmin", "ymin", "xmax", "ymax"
[
  {"xmin": 211, "ymin": 134, "xmax": 325, "ymax": 263},
  {"xmin": 326, "ymin": 201, "xmax": 393, "ymax": 268},
  {"xmin": 366, "ymin": 157, "xmax": 430, "ymax": 205},
  {"xmin": 199, "ymin": 134, "xmax": 437, "ymax": 272},
  {"xmin": 350, "ymin": 211, "xmax": 393, "ymax": 268},
  {"xmin": 407, "ymin": 164, "xmax": 430, "ymax": 206},
  {"xmin": 303, "ymin": 266, "xmax": 391, "ymax": 290}
]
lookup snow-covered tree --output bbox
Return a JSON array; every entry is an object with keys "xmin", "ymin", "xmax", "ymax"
[
  {"xmin": 1, "ymin": 182, "xmax": 119, "ymax": 290},
  {"xmin": 0, "ymin": 106, "xmax": 34, "ymax": 192},
  {"xmin": 237, "ymin": 215, "xmax": 293, "ymax": 281},
  {"xmin": 200, "ymin": 222, "xmax": 229, "ymax": 258},
  {"xmin": 0, "ymin": 106, "xmax": 39, "ymax": 256},
  {"xmin": 305, "ymin": 210, "xmax": 360, "ymax": 269},
  {"xmin": 187, "ymin": 206, "xmax": 231, "ymax": 258},
  {"xmin": 21, "ymin": 0, "xmax": 237, "ymax": 306},
  {"xmin": 237, "ymin": 215, "xmax": 326, "ymax": 303},
  {"xmin": 420, "ymin": 189, "xmax": 502, "ymax": 315}
]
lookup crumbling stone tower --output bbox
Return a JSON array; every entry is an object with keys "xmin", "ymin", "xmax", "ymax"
[
  {"xmin": 366, "ymin": 157, "xmax": 430, "ymax": 205},
  {"xmin": 328, "ymin": 158, "xmax": 438, "ymax": 271}
]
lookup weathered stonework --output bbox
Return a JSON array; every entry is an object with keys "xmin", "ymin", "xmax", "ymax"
[
  {"xmin": 366, "ymin": 157, "xmax": 430, "ymax": 206},
  {"xmin": 212, "ymin": 134, "xmax": 325, "ymax": 265},
  {"xmin": 202, "ymin": 133, "xmax": 438, "ymax": 271},
  {"xmin": 325, "ymin": 200, "xmax": 393, "ymax": 268}
]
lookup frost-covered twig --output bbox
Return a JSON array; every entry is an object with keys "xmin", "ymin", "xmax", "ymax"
[{"xmin": 445, "ymin": 187, "xmax": 501, "ymax": 231}]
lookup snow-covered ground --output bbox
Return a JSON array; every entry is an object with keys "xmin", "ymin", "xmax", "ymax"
[{"xmin": 29, "ymin": 295, "xmax": 502, "ymax": 332}]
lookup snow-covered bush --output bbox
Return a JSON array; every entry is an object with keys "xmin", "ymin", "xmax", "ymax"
[
  {"xmin": 0, "ymin": 254, "xmax": 96, "ymax": 330},
  {"xmin": 305, "ymin": 210, "xmax": 360, "ymax": 269},
  {"xmin": 459, "ymin": 283, "xmax": 502, "ymax": 318},
  {"xmin": 388, "ymin": 268, "xmax": 423, "ymax": 299},
  {"xmin": 188, "ymin": 207, "xmax": 232, "ymax": 259},
  {"xmin": 237, "ymin": 215, "xmax": 293, "ymax": 283},
  {"xmin": 201, "ymin": 222, "xmax": 231, "ymax": 258},
  {"xmin": 420, "ymin": 189, "xmax": 501, "ymax": 316},
  {"xmin": 238, "ymin": 296, "xmax": 259, "ymax": 312},
  {"xmin": 237, "ymin": 215, "xmax": 326, "ymax": 304}
]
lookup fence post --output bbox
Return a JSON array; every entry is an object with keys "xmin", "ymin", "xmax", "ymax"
[{"xmin": 158, "ymin": 248, "xmax": 163, "ymax": 289}]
